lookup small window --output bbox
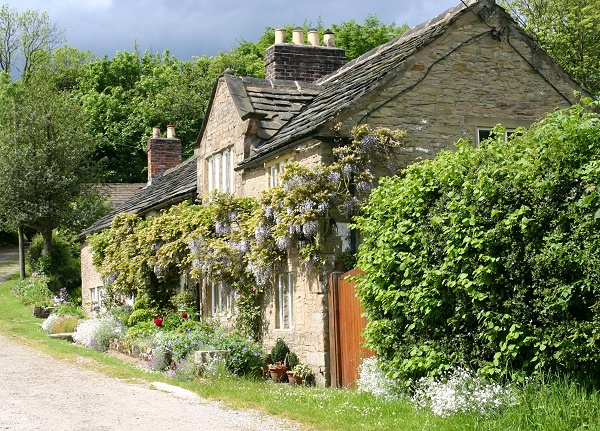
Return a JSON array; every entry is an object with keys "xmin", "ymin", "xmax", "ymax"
[
  {"xmin": 275, "ymin": 273, "xmax": 294, "ymax": 330},
  {"xmin": 211, "ymin": 282, "xmax": 234, "ymax": 315},
  {"xmin": 207, "ymin": 147, "xmax": 234, "ymax": 194},
  {"xmin": 477, "ymin": 128, "xmax": 516, "ymax": 145},
  {"xmin": 267, "ymin": 157, "xmax": 294, "ymax": 189}
]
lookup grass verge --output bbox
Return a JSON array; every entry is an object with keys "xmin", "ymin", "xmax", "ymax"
[{"xmin": 1, "ymin": 271, "xmax": 600, "ymax": 431}]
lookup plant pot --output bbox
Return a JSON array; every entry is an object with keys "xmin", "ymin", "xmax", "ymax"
[
  {"xmin": 287, "ymin": 371, "xmax": 303, "ymax": 385},
  {"xmin": 268, "ymin": 365, "xmax": 288, "ymax": 382}
]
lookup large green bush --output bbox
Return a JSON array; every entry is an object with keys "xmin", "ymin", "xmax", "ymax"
[
  {"xmin": 354, "ymin": 100, "xmax": 600, "ymax": 382},
  {"xmin": 27, "ymin": 231, "xmax": 81, "ymax": 294}
]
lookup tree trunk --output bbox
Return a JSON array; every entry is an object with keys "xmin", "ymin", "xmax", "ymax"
[
  {"xmin": 18, "ymin": 226, "xmax": 25, "ymax": 280},
  {"xmin": 40, "ymin": 225, "xmax": 53, "ymax": 257}
]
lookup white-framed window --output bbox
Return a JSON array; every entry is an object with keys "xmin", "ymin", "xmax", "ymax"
[
  {"xmin": 267, "ymin": 157, "xmax": 294, "ymax": 188},
  {"xmin": 275, "ymin": 272, "xmax": 294, "ymax": 330},
  {"xmin": 211, "ymin": 282, "xmax": 234, "ymax": 316},
  {"xmin": 207, "ymin": 147, "xmax": 235, "ymax": 194},
  {"xmin": 90, "ymin": 286, "xmax": 105, "ymax": 311},
  {"xmin": 477, "ymin": 127, "xmax": 517, "ymax": 144}
]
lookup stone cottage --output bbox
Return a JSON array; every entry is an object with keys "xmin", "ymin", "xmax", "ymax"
[{"xmin": 80, "ymin": 0, "xmax": 587, "ymax": 385}]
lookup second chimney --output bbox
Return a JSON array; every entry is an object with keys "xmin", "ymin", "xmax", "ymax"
[
  {"xmin": 264, "ymin": 28, "xmax": 347, "ymax": 82},
  {"xmin": 147, "ymin": 125, "xmax": 182, "ymax": 184}
]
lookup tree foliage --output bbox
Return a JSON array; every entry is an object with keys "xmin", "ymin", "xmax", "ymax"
[
  {"xmin": 354, "ymin": 99, "xmax": 600, "ymax": 382},
  {"xmin": 503, "ymin": 0, "xmax": 600, "ymax": 95},
  {"xmin": 0, "ymin": 4, "xmax": 65, "ymax": 77},
  {"xmin": 0, "ymin": 73, "xmax": 100, "ymax": 254},
  {"xmin": 331, "ymin": 14, "xmax": 408, "ymax": 60},
  {"xmin": 73, "ymin": 48, "xmax": 212, "ymax": 182}
]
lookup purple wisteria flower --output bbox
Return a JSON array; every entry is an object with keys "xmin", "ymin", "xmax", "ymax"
[
  {"xmin": 302, "ymin": 220, "xmax": 319, "ymax": 238},
  {"xmin": 255, "ymin": 223, "xmax": 271, "ymax": 245},
  {"xmin": 356, "ymin": 181, "xmax": 373, "ymax": 193},
  {"xmin": 276, "ymin": 236, "xmax": 291, "ymax": 251},
  {"xmin": 299, "ymin": 200, "xmax": 314, "ymax": 213},
  {"xmin": 318, "ymin": 201, "xmax": 330, "ymax": 215},
  {"xmin": 215, "ymin": 220, "xmax": 231, "ymax": 236},
  {"xmin": 188, "ymin": 238, "xmax": 204, "ymax": 255}
]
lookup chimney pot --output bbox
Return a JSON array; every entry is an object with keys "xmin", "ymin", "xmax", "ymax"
[
  {"xmin": 308, "ymin": 28, "xmax": 319, "ymax": 46},
  {"xmin": 275, "ymin": 28, "xmax": 286, "ymax": 44},
  {"xmin": 324, "ymin": 30, "xmax": 335, "ymax": 47},
  {"xmin": 152, "ymin": 127, "xmax": 161, "ymax": 138},
  {"xmin": 166, "ymin": 124, "xmax": 175, "ymax": 138},
  {"xmin": 292, "ymin": 28, "xmax": 304, "ymax": 45}
]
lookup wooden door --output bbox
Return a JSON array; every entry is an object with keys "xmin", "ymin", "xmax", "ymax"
[{"xmin": 329, "ymin": 268, "xmax": 375, "ymax": 388}]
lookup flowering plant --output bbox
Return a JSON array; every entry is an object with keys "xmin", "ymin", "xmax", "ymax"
[{"xmin": 73, "ymin": 316, "xmax": 125, "ymax": 351}]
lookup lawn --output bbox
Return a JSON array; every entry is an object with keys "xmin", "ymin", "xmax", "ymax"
[{"xmin": 1, "ymin": 271, "xmax": 599, "ymax": 431}]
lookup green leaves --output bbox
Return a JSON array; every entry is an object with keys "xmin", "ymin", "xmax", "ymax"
[{"xmin": 355, "ymin": 100, "xmax": 600, "ymax": 381}]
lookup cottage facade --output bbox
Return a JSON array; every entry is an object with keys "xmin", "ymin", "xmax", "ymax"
[{"xmin": 81, "ymin": 0, "xmax": 587, "ymax": 385}]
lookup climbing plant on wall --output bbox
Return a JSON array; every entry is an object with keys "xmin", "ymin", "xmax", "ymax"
[{"xmin": 89, "ymin": 124, "xmax": 406, "ymax": 338}]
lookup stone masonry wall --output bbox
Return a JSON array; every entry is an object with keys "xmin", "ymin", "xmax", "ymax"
[
  {"xmin": 195, "ymin": 79, "xmax": 247, "ymax": 199},
  {"xmin": 80, "ymin": 242, "xmax": 103, "ymax": 316},
  {"xmin": 338, "ymin": 11, "xmax": 579, "ymax": 166}
]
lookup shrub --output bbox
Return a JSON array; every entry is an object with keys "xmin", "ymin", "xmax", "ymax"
[
  {"xmin": 54, "ymin": 304, "xmax": 86, "ymax": 319},
  {"xmin": 108, "ymin": 305, "xmax": 133, "ymax": 326},
  {"xmin": 127, "ymin": 308, "xmax": 154, "ymax": 327},
  {"xmin": 287, "ymin": 352, "xmax": 299, "ymax": 370},
  {"xmin": 26, "ymin": 232, "xmax": 81, "ymax": 293},
  {"xmin": 354, "ymin": 100, "xmax": 600, "ymax": 381},
  {"xmin": 270, "ymin": 338, "xmax": 289, "ymax": 364},
  {"xmin": 12, "ymin": 275, "xmax": 53, "ymax": 306},
  {"xmin": 124, "ymin": 321, "xmax": 159, "ymax": 341},
  {"xmin": 73, "ymin": 316, "xmax": 125, "ymax": 351},
  {"xmin": 214, "ymin": 334, "xmax": 266, "ymax": 377}
]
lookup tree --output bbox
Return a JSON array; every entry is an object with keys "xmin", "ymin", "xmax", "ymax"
[
  {"xmin": 0, "ymin": 4, "xmax": 65, "ymax": 77},
  {"xmin": 502, "ymin": 0, "xmax": 600, "ymax": 95},
  {"xmin": 332, "ymin": 14, "xmax": 408, "ymax": 60},
  {"xmin": 74, "ymin": 48, "xmax": 210, "ymax": 182},
  {"xmin": 0, "ymin": 73, "xmax": 99, "ymax": 258}
]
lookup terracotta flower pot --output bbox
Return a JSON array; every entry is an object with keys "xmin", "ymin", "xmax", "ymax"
[
  {"xmin": 287, "ymin": 371, "xmax": 303, "ymax": 385},
  {"xmin": 268, "ymin": 365, "xmax": 288, "ymax": 382}
]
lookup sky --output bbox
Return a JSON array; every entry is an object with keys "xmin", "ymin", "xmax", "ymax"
[{"xmin": 6, "ymin": 0, "xmax": 462, "ymax": 61}]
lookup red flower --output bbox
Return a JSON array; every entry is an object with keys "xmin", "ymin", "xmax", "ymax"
[
  {"xmin": 154, "ymin": 317, "xmax": 163, "ymax": 327},
  {"xmin": 181, "ymin": 312, "xmax": 188, "ymax": 319}
]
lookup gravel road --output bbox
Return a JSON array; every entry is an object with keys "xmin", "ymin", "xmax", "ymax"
[
  {"xmin": 0, "ymin": 333, "xmax": 304, "ymax": 431},
  {"xmin": 0, "ymin": 246, "xmax": 304, "ymax": 430}
]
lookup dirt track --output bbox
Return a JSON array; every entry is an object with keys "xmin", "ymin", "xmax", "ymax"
[{"xmin": 0, "ymin": 333, "xmax": 303, "ymax": 431}]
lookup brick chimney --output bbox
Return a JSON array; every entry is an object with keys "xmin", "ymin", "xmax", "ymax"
[
  {"xmin": 264, "ymin": 28, "xmax": 347, "ymax": 82},
  {"xmin": 147, "ymin": 125, "xmax": 182, "ymax": 183}
]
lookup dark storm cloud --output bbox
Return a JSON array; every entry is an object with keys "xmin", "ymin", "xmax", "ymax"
[{"xmin": 7, "ymin": 0, "xmax": 460, "ymax": 60}]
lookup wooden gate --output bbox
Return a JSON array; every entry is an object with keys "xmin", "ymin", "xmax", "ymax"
[{"xmin": 328, "ymin": 268, "xmax": 375, "ymax": 388}]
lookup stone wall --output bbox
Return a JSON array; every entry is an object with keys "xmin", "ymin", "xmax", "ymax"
[{"xmin": 80, "ymin": 242, "xmax": 103, "ymax": 315}]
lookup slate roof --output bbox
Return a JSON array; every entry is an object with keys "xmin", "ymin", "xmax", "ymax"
[
  {"xmin": 80, "ymin": 154, "xmax": 198, "ymax": 238},
  {"xmin": 96, "ymin": 183, "xmax": 146, "ymax": 208},
  {"xmin": 225, "ymin": 74, "xmax": 322, "ymax": 140},
  {"xmin": 239, "ymin": 0, "xmax": 475, "ymax": 167}
]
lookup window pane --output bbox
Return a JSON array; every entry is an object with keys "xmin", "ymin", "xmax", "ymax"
[
  {"xmin": 230, "ymin": 148, "xmax": 235, "ymax": 194},
  {"xmin": 222, "ymin": 150, "xmax": 228, "ymax": 192},
  {"xmin": 207, "ymin": 157, "xmax": 213, "ymax": 192}
]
